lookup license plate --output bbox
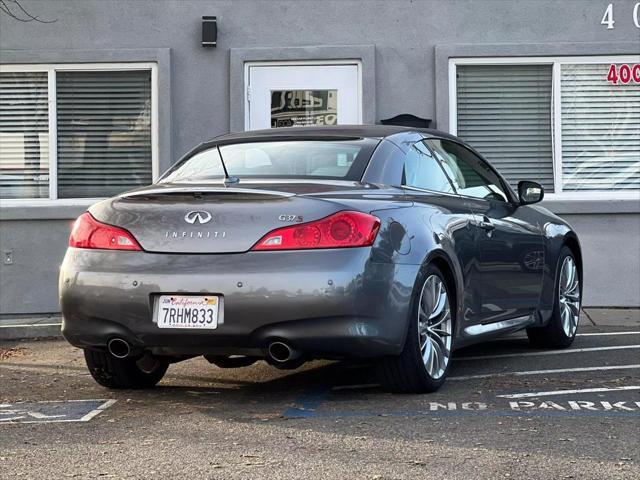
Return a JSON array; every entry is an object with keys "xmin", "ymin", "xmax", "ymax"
[{"xmin": 155, "ymin": 295, "xmax": 219, "ymax": 329}]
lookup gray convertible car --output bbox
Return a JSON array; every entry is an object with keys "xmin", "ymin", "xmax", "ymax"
[{"xmin": 60, "ymin": 125, "xmax": 582, "ymax": 393}]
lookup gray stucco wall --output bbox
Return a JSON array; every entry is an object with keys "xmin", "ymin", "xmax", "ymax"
[
  {"xmin": 560, "ymin": 213, "xmax": 640, "ymax": 307},
  {"xmin": 1, "ymin": 0, "xmax": 639, "ymax": 314},
  {"xmin": 0, "ymin": 219, "xmax": 73, "ymax": 314},
  {"xmin": 2, "ymin": 0, "xmax": 638, "ymax": 157}
]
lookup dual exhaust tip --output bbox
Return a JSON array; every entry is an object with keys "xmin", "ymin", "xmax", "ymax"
[{"xmin": 108, "ymin": 337, "xmax": 301, "ymax": 365}]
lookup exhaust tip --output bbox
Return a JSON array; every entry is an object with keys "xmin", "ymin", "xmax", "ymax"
[
  {"xmin": 267, "ymin": 341, "xmax": 293, "ymax": 363},
  {"xmin": 108, "ymin": 338, "xmax": 131, "ymax": 359}
]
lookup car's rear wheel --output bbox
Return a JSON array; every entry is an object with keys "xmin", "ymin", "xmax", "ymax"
[
  {"xmin": 378, "ymin": 264, "xmax": 454, "ymax": 393},
  {"xmin": 527, "ymin": 246, "xmax": 581, "ymax": 348},
  {"xmin": 84, "ymin": 349, "xmax": 169, "ymax": 389}
]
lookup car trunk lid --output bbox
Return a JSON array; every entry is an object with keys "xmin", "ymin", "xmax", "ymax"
[{"xmin": 88, "ymin": 182, "xmax": 367, "ymax": 253}]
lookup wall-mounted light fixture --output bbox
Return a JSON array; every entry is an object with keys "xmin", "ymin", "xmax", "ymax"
[{"xmin": 202, "ymin": 16, "xmax": 217, "ymax": 47}]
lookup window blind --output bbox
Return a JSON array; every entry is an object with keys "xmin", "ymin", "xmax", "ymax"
[
  {"xmin": 561, "ymin": 64, "xmax": 640, "ymax": 191},
  {"xmin": 0, "ymin": 72, "xmax": 49, "ymax": 199},
  {"xmin": 457, "ymin": 65, "xmax": 554, "ymax": 192},
  {"xmin": 56, "ymin": 70, "xmax": 152, "ymax": 198}
]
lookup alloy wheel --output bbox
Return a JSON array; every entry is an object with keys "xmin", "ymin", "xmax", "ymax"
[
  {"xmin": 418, "ymin": 275, "xmax": 453, "ymax": 379},
  {"xmin": 558, "ymin": 256, "xmax": 580, "ymax": 337}
]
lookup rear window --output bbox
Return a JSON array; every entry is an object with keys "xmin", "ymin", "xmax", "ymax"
[{"xmin": 160, "ymin": 139, "xmax": 377, "ymax": 183}]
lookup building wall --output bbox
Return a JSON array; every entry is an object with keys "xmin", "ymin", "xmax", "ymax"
[
  {"xmin": 2, "ymin": 0, "xmax": 638, "ymax": 156},
  {"xmin": 1, "ymin": 0, "xmax": 639, "ymax": 314},
  {"xmin": 562, "ymin": 213, "xmax": 640, "ymax": 307},
  {"xmin": 0, "ymin": 218, "xmax": 74, "ymax": 314}
]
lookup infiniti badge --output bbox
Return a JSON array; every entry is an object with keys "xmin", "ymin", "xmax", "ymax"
[{"xmin": 184, "ymin": 210, "xmax": 212, "ymax": 225}]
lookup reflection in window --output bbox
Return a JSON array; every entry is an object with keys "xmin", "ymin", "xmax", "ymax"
[
  {"xmin": 429, "ymin": 139, "xmax": 508, "ymax": 202},
  {"xmin": 220, "ymin": 141, "xmax": 359, "ymax": 177},
  {"xmin": 0, "ymin": 72, "xmax": 49, "ymax": 199},
  {"xmin": 271, "ymin": 90, "xmax": 337, "ymax": 128},
  {"xmin": 56, "ymin": 70, "xmax": 152, "ymax": 198},
  {"xmin": 403, "ymin": 141, "xmax": 454, "ymax": 193},
  {"xmin": 160, "ymin": 140, "xmax": 375, "ymax": 182},
  {"xmin": 161, "ymin": 148, "xmax": 225, "ymax": 183},
  {"xmin": 561, "ymin": 64, "xmax": 640, "ymax": 191},
  {"xmin": 456, "ymin": 64, "xmax": 554, "ymax": 192}
]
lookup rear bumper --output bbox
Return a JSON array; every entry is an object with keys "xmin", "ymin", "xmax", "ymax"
[{"xmin": 60, "ymin": 248, "xmax": 419, "ymax": 358}]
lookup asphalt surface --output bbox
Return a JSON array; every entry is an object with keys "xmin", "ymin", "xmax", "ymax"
[{"xmin": 1, "ymin": 323, "xmax": 639, "ymax": 479}]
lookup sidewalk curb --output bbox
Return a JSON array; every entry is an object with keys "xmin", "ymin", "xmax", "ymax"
[{"xmin": 0, "ymin": 318, "xmax": 62, "ymax": 341}]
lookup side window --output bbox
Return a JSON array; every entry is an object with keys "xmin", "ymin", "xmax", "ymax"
[
  {"xmin": 427, "ymin": 139, "xmax": 509, "ymax": 202},
  {"xmin": 402, "ymin": 141, "xmax": 454, "ymax": 194}
]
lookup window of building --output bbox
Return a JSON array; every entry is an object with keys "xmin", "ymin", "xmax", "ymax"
[
  {"xmin": 0, "ymin": 72, "xmax": 49, "ymax": 199},
  {"xmin": 0, "ymin": 64, "xmax": 157, "ymax": 201},
  {"xmin": 451, "ymin": 56, "xmax": 640, "ymax": 199},
  {"xmin": 456, "ymin": 64, "xmax": 554, "ymax": 192},
  {"xmin": 560, "ymin": 63, "xmax": 639, "ymax": 192}
]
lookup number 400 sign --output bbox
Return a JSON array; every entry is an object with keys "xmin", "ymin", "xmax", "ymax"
[{"xmin": 607, "ymin": 64, "xmax": 640, "ymax": 85}]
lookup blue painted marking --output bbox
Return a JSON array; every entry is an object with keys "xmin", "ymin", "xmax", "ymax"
[
  {"xmin": 281, "ymin": 392, "xmax": 640, "ymax": 420},
  {"xmin": 310, "ymin": 409, "xmax": 639, "ymax": 419},
  {"xmin": 282, "ymin": 385, "xmax": 330, "ymax": 418}
]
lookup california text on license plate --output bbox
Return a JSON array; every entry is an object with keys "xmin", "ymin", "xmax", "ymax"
[{"xmin": 156, "ymin": 295, "xmax": 219, "ymax": 329}]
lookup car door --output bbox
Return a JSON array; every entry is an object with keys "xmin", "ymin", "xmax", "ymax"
[
  {"xmin": 391, "ymin": 136, "xmax": 482, "ymax": 326},
  {"xmin": 426, "ymin": 138, "xmax": 544, "ymax": 324}
]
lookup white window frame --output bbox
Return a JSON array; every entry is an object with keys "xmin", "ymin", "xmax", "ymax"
[
  {"xmin": 243, "ymin": 59, "xmax": 363, "ymax": 131},
  {"xmin": 449, "ymin": 55, "xmax": 640, "ymax": 200},
  {"xmin": 0, "ymin": 62, "xmax": 159, "ymax": 206}
]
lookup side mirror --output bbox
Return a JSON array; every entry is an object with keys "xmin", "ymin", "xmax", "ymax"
[{"xmin": 518, "ymin": 180, "xmax": 544, "ymax": 205}]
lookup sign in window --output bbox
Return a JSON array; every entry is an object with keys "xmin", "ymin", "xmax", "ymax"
[{"xmin": 270, "ymin": 90, "xmax": 337, "ymax": 128}]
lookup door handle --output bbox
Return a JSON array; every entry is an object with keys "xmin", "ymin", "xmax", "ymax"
[{"xmin": 478, "ymin": 216, "xmax": 495, "ymax": 231}]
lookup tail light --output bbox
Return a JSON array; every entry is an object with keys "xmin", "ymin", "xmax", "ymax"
[
  {"xmin": 252, "ymin": 211, "xmax": 380, "ymax": 251},
  {"xmin": 69, "ymin": 212, "xmax": 142, "ymax": 251}
]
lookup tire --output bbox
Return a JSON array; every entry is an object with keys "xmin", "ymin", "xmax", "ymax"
[
  {"xmin": 84, "ymin": 349, "xmax": 169, "ymax": 389},
  {"xmin": 378, "ymin": 264, "xmax": 455, "ymax": 393},
  {"xmin": 527, "ymin": 246, "xmax": 581, "ymax": 349}
]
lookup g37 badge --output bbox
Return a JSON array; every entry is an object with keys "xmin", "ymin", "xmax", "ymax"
[{"xmin": 278, "ymin": 214, "xmax": 303, "ymax": 223}]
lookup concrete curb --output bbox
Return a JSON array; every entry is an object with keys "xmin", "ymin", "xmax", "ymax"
[
  {"xmin": 582, "ymin": 308, "xmax": 640, "ymax": 328},
  {"xmin": 0, "ymin": 317, "xmax": 62, "ymax": 340}
]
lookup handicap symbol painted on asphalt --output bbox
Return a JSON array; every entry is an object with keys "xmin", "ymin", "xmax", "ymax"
[{"xmin": 0, "ymin": 399, "xmax": 116, "ymax": 424}]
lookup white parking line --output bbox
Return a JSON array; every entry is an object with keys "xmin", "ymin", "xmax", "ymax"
[
  {"xmin": 79, "ymin": 399, "xmax": 117, "ymax": 422},
  {"xmin": 0, "ymin": 399, "xmax": 116, "ymax": 424},
  {"xmin": 497, "ymin": 386, "xmax": 640, "ymax": 399},
  {"xmin": 449, "ymin": 364, "xmax": 640, "ymax": 381},
  {"xmin": 455, "ymin": 344, "xmax": 640, "ymax": 361},
  {"xmin": 576, "ymin": 331, "xmax": 640, "ymax": 337}
]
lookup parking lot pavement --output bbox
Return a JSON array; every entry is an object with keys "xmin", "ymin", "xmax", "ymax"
[{"xmin": 1, "ymin": 323, "xmax": 639, "ymax": 479}]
